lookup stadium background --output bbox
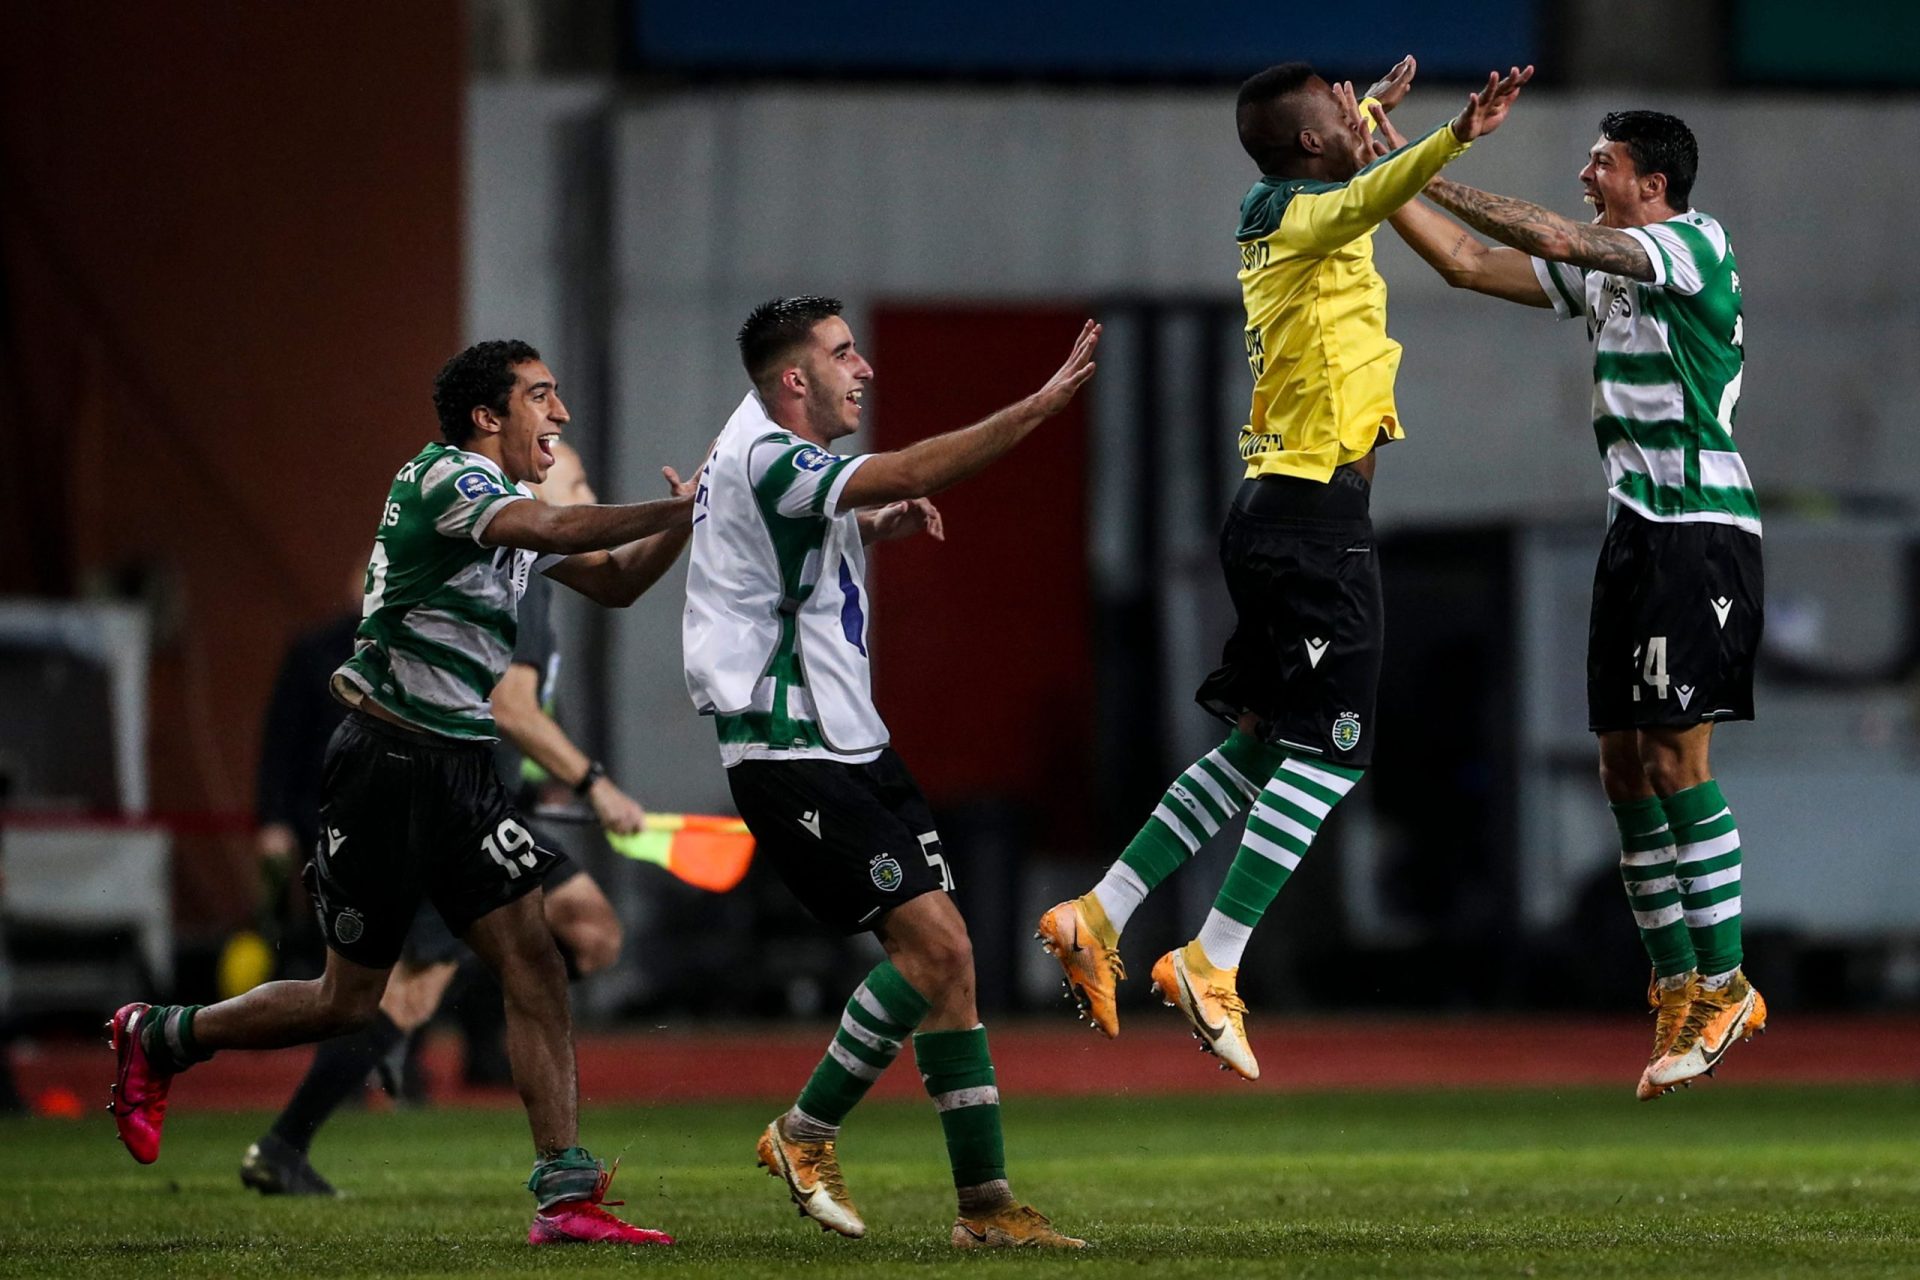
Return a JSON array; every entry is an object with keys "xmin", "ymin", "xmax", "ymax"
[{"xmin": 3, "ymin": 0, "xmax": 1919, "ymax": 1053}]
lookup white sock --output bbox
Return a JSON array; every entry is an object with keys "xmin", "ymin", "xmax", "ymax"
[
  {"xmin": 1194, "ymin": 909, "xmax": 1253, "ymax": 970},
  {"xmin": 1089, "ymin": 862, "xmax": 1150, "ymax": 934},
  {"xmin": 1698, "ymin": 967, "xmax": 1738, "ymax": 991}
]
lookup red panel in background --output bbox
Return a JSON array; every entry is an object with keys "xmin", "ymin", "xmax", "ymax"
[{"xmin": 865, "ymin": 305, "xmax": 1093, "ymax": 842}]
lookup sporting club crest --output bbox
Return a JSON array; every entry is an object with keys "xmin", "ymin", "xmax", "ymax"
[
  {"xmin": 1331, "ymin": 712, "xmax": 1363, "ymax": 753},
  {"xmin": 869, "ymin": 854, "xmax": 904, "ymax": 892}
]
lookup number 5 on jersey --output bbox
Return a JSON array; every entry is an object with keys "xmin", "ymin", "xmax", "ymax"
[{"xmin": 917, "ymin": 831, "xmax": 954, "ymax": 892}]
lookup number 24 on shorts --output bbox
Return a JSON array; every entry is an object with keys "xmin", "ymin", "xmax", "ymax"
[{"xmin": 1633, "ymin": 636, "xmax": 1671, "ymax": 701}]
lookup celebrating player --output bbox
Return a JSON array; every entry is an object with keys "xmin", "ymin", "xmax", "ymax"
[
  {"xmin": 1369, "ymin": 103, "xmax": 1765, "ymax": 1098},
  {"xmin": 110, "ymin": 341, "xmax": 694, "ymax": 1245},
  {"xmin": 686, "ymin": 297, "xmax": 1096, "ymax": 1248},
  {"xmin": 1038, "ymin": 58, "xmax": 1529, "ymax": 1079},
  {"xmin": 239, "ymin": 441, "xmax": 655, "ymax": 1197}
]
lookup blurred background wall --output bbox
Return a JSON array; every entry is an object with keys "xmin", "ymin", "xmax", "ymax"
[{"xmin": 5, "ymin": 0, "xmax": 1919, "ymax": 1019}]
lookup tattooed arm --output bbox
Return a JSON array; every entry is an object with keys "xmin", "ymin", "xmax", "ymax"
[
  {"xmin": 1388, "ymin": 196, "xmax": 1552, "ymax": 306},
  {"xmin": 1423, "ymin": 177, "xmax": 1655, "ymax": 280}
]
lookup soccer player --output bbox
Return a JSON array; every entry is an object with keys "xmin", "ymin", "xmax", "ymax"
[
  {"xmin": 110, "ymin": 341, "xmax": 694, "ymax": 1245},
  {"xmin": 686, "ymin": 297, "xmax": 1097, "ymax": 1248},
  {"xmin": 239, "ymin": 442, "xmax": 652, "ymax": 1196},
  {"xmin": 1038, "ymin": 59, "xmax": 1530, "ymax": 1080},
  {"xmin": 1367, "ymin": 103, "xmax": 1765, "ymax": 1098}
]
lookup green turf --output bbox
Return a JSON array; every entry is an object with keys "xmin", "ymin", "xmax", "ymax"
[{"xmin": 5, "ymin": 1086, "xmax": 1919, "ymax": 1277}]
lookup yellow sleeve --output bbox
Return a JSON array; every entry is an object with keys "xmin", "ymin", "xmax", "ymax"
[{"xmin": 1280, "ymin": 121, "xmax": 1471, "ymax": 255}]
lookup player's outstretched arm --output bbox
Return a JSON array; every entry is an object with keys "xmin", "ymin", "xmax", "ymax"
[
  {"xmin": 1368, "ymin": 104, "xmax": 1550, "ymax": 306},
  {"xmin": 483, "ymin": 488, "xmax": 693, "ymax": 556},
  {"xmin": 1286, "ymin": 68, "xmax": 1530, "ymax": 255},
  {"xmin": 491, "ymin": 663, "xmax": 646, "ymax": 834},
  {"xmin": 544, "ymin": 466, "xmax": 698, "ymax": 607},
  {"xmin": 836, "ymin": 321, "xmax": 1099, "ymax": 508},
  {"xmin": 1423, "ymin": 176, "xmax": 1654, "ymax": 280}
]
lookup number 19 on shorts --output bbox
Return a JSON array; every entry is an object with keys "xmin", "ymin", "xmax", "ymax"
[{"xmin": 1633, "ymin": 636, "xmax": 1669, "ymax": 702}]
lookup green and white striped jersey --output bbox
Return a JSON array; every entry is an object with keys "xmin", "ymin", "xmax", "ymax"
[
  {"xmin": 684, "ymin": 390, "xmax": 888, "ymax": 767},
  {"xmin": 1533, "ymin": 210, "xmax": 1757, "ymax": 534},
  {"xmin": 710, "ymin": 432, "xmax": 880, "ymax": 766},
  {"xmin": 332, "ymin": 442, "xmax": 552, "ymax": 741}
]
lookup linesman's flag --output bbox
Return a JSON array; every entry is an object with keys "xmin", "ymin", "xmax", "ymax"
[{"xmin": 606, "ymin": 813, "xmax": 755, "ymax": 893}]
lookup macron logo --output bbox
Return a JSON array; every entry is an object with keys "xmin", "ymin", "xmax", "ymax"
[
  {"xmin": 1304, "ymin": 638, "xmax": 1330, "ymax": 669},
  {"xmin": 799, "ymin": 810, "xmax": 822, "ymax": 839},
  {"xmin": 1711, "ymin": 596, "xmax": 1732, "ymax": 629},
  {"xmin": 326, "ymin": 827, "xmax": 347, "ymax": 856}
]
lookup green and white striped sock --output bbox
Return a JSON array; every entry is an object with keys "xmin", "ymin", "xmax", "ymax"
[
  {"xmin": 1612, "ymin": 794, "xmax": 1696, "ymax": 979},
  {"xmin": 787, "ymin": 962, "xmax": 929, "ymax": 1139},
  {"xmin": 1195, "ymin": 754, "xmax": 1363, "ymax": 969},
  {"xmin": 1665, "ymin": 780, "xmax": 1744, "ymax": 983},
  {"xmin": 1094, "ymin": 730, "xmax": 1287, "ymax": 934},
  {"xmin": 913, "ymin": 1024, "xmax": 1011, "ymax": 1212},
  {"xmin": 138, "ymin": 1004, "xmax": 210, "ymax": 1074}
]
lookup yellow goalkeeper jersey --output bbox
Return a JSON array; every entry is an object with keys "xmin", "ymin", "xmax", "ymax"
[{"xmin": 1236, "ymin": 121, "xmax": 1472, "ymax": 481}]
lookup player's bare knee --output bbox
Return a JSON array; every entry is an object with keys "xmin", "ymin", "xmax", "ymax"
[
  {"xmin": 1596, "ymin": 737, "xmax": 1649, "ymax": 802},
  {"xmin": 319, "ymin": 980, "xmax": 383, "ymax": 1037},
  {"xmin": 560, "ymin": 921, "xmax": 621, "ymax": 976},
  {"xmin": 906, "ymin": 921, "xmax": 973, "ymax": 986}
]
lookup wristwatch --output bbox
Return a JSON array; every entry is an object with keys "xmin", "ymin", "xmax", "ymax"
[{"xmin": 573, "ymin": 760, "xmax": 607, "ymax": 797}]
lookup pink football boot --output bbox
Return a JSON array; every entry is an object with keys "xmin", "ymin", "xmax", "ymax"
[
  {"xmin": 107, "ymin": 1003, "xmax": 175, "ymax": 1164},
  {"xmin": 528, "ymin": 1160, "xmax": 675, "ymax": 1246}
]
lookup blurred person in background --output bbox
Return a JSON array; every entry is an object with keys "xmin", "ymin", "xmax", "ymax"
[
  {"xmin": 239, "ymin": 441, "xmax": 650, "ymax": 1197},
  {"xmin": 253, "ymin": 569, "xmax": 363, "ymax": 979},
  {"xmin": 691, "ymin": 297, "xmax": 1097, "ymax": 1249},
  {"xmin": 1374, "ymin": 105, "xmax": 1765, "ymax": 1099},
  {"xmin": 1040, "ymin": 57, "xmax": 1529, "ymax": 1081},
  {"xmin": 109, "ymin": 341, "xmax": 695, "ymax": 1246}
]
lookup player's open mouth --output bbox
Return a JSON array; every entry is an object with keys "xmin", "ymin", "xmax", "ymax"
[
  {"xmin": 538, "ymin": 432, "xmax": 559, "ymax": 466},
  {"xmin": 847, "ymin": 389, "xmax": 864, "ymax": 413}
]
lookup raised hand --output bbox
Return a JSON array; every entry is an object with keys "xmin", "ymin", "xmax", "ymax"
[
  {"xmin": 1450, "ymin": 65, "xmax": 1534, "ymax": 142},
  {"xmin": 1031, "ymin": 320, "xmax": 1101, "ymax": 417},
  {"xmin": 662, "ymin": 465, "xmax": 696, "ymax": 498},
  {"xmin": 1367, "ymin": 99, "xmax": 1410, "ymax": 154},
  {"xmin": 867, "ymin": 497, "xmax": 945, "ymax": 543},
  {"xmin": 1362, "ymin": 55, "xmax": 1417, "ymax": 111}
]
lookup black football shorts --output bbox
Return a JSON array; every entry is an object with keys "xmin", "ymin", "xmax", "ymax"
[
  {"xmin": 727, "ymin": 748, "xmax": 951, "ymax": 934},
  {"xmin": 1196, "ymin": 470, "xmax": 1383, "ymax": 769},
  {"xmin": 305, "ymin": 712, "xmax": 560, "ymax": 969},
  {"xmin": 1587, "ymin": 508, "xmax": 1763, "ymax": 733}
]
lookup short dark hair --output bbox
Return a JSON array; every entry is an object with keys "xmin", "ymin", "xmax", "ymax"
[
  {"xmin": 737, "ymin": 296, "xmax": 844, "ymax": 393},
  {"xmin": 433, "ymin": 339, "xmax": 541, "ymax": 445},
  {"xmin": 1236, "ymin": 62, "xmax": 1320, "ymax": 174},
  {"xmin": 1600, "ymin": 110, "xmax": 1697, "ymax": 211}
]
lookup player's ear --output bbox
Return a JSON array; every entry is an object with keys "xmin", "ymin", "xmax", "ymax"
[
  {"xmin": 1298, "ymin": 127, "xmax": 1324, "ymax": 158},
  {"xmin": 1643, "ymin": 170, "xmax": 1667, "ymax": 204},
  {"xmin": 469, "ymin": 404, "xmax": 500, "ymax": 438},
  {"xmin": 778, "ymin": 364, "xmax": 807, "ymax": 399}
]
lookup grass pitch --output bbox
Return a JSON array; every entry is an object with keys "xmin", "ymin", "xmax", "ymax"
[{"xmin": 5, "ymin": 1086, "xmax": 1918, "ymax": 1278}]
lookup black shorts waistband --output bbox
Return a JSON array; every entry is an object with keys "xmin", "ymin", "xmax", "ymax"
[
  {"xmin": 345, "ymin": 707, "xmax": 491, "ymax": 754},
  {"xmin": 1233, "ymin": 467, "xmax": 1371, "ymax": 521}
]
